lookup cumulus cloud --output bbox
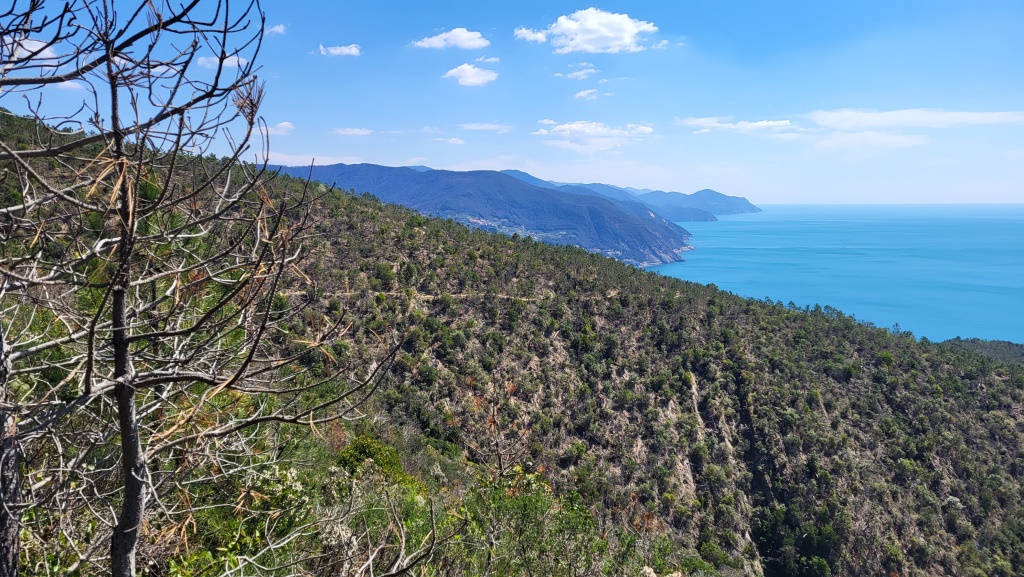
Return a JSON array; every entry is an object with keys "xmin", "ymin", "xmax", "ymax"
[
  {"xmin": 414, "ymin": 28, "xmax": 490, "ymax": 49},
  {"xmin": 567, "ymin": 67, "xmax": 599, "ymax": 80},
  {"xmin": 432, "ymin": 137, "xmax": 465, "ymax": 144},
  {"xmin": 319, "ymin": 43, "xmax": 361, "ymax": 57},
  {"xmin": 267, "ymin": 24, "xmax": 286, "ymax": 35},
  {"xmin": 11, "ymin": 39, "xmax": 58, "ymax": 60},
  {"xmin": 808, "ymin": 108, "xmax": 1024, "ymax": 130},
  {"xmin": 332, "ymin": 128, "xmax": 372, "ymax": 136},
  {"xmin": 680, "ymin": 117, "xmax": 793, "ymax": 134},
  {"xmin": 443, "ymin": 63, "xmax": 498, "ymax": 86},
  {"xmin": 197, "ymin": 55, "xmax": 247, "ymax": 69},
  {"xmin": 514, "ymin": 27, "xmax": 547, "ymax": 43},
  {"xmin": 574, "ymin": 89, "xmax": 599, "ymax": 100},
  {"xmin": 264, "ymin": 121, "xmax": 295, "ymax": 135},
  {"xmin": 533, "ymin": 120, "xmax": 654, "ymax": 153},
  {"xmin": 515, "ymin": 8, "xmax": 658, "ymax": 54},
  {"xmin": 459, "ymin": 123, "xmax": 513, "ymax": 133}
]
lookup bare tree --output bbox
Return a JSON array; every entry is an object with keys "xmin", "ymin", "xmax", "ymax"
[{"xmin": 0, "ymin": 1, "xmax": 423, "ymax": 575}]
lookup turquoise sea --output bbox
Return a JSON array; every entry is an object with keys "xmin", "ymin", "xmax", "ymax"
[{"xmin": 649, "ymin": 205, "xmax": 1024, "ymax": 344}]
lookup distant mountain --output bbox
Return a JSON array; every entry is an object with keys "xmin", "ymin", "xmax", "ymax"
[
  {"xmin": 500, "ymin": 170, "xmax": 754, "ymax": 221},
  {"xmin": 272, "ymin": 163, "xmax": 691, "ymax": 266},
  {"xmin": 406, "ymin": 165, "xmax": 434, "ymax": 172},
  {"xmin": 640, "ymin": 188, "xmax": 762, "ymax": 215},
  {"xmin": 499, "ymin": 169, "xmax": 559, "ymax": 189},
  {"xmin": 560, "ymin": 182, "xmax": 638, "ymax": 202}
]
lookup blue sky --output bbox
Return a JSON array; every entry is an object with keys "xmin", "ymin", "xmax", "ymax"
[{"xmin": 16, "ymin": 1, "xmax": 1024, "ymax": 203}]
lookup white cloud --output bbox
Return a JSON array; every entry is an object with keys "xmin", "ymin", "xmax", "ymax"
[
  {"xmin": 319, "ymin": 43, "xmax": 361, "ymax": 57},
  {"xmin": 534, "ymin": 120, "xmax": 654, "ymax": 153},
  {"xmin": 267, "ymin": 24, "xmax": 286, "ymax": 35},
  {"xmin": 815, "ymin": 131, "xmax": 930, "ymax": 150},
  {"xmin": 574, "ymin": 89, "xmax": 599, "ymax": 100},
  {"xmin": 680, "ymin": 117, "xmax": 793, "ymax": 134},
  {"xmin": 514, "ymin": 27, "xmax": 547, "ymax": 43},
  {"xmin": 12, "ymin": 39, "xmax": 58, "ymax": 60},
  {"xmin": 332, "ymin": 128, "xmax": 373, "ymax": 136},
  {"xmin": 197, "ymin": 55, "xmax": 248, "ymax": 69},
  {"xmin": 443, "ymin": 63, "xmax": 498, "ymax": 86},
  {"xmin": 56, "ymin": 81, "xmax": 86, "ymax": 91},
  {"xmin": 808, "ymin": 108, "xmax": 1024, "ymax": 130},
  {"xmin": 432, "ymin": 137, "xmax": 465, "ymax": 144},
  {"xmin": 476, "ymin": 55, "xmax": 500, "ymax": 63},
  {"xmin": 414, "ymin": 28, "xmax": 490, "ymax": 49},
  {"xmin": 516, "ymin": 8, "xmax": 658, "ymax": 54},
  {"xmin": 459, "ymin": 123, "xmax": 513, "ymax": 133},
  {"xmin": 421, "ymin": 126, "xmax": 443, "ymax": 134},
  {"xmin": 538, "ymin": 119, "xmax": 557, "ymax": 125},
  {"xmin": 567, "ymin": 68, "xmax": 599, "ymax": 80},
  {"xmin": 548, "ymin": 121, "xmax": 653, "ymax": 138},
  {"xmin": 264, "ymin": 121, "xmax": 295, "ymax": 135}
]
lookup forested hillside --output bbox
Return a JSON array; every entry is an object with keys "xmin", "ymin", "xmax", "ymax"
[
  {"xmin": 4, "ymin": 107, "xmax": 1024, "ymax": 573},
  {"xmin": 254, "ymin": 173, "xmax": 1023, "ymax": 576}
]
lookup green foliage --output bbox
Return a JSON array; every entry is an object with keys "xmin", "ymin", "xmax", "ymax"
[{"xmin": 337, "ymin": 435, "xmax": 420, "ymax": 489}]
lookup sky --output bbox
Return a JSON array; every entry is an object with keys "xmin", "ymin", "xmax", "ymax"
[{"xmin": 13, "ymin": 1, "xmax": 1024, "ymax": 204}]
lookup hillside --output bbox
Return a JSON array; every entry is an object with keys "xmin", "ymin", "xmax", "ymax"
[
  {"xmin": 945, "ymin": 337, "xmax": 1024, "ymax": 366},
  {"xmin": 273, "ymin": 163, "xmax": 692, "ymax": 266},
  {"xmin": 279, "ymin": 180, "xmax": 1023, "ymax": 577},
  {"xmin": 5, "ymin": 107, "xmax": 1023, "ymax": 576}
]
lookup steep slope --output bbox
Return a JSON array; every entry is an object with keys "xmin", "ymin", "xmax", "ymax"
[
  {"xmin": 291, "ymin": 181, "xmax": 1024, "ymax": 577},
  {"xmin": 273, "ymin": 163, "xmax": 692, "ymax": 266}
]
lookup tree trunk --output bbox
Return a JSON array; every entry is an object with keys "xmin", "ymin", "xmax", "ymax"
[
  {"xmin": 0, "ymin": 330, "xmax": 18, "ymax": 577},
  {"xmin": 110, "ymin": 381, "xmax": 144, "ymax": 577},
  {"xmin": 109, "ymin": 76, "xmax": 144, "ymax": 575},
  {"xmin": 0, "ymin": 410, "xmax": 18, "ymax": 577}
]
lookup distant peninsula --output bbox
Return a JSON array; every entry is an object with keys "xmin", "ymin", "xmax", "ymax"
[{"xmin": 271, "ymin": 163, "xmax": 761, "ymax": 266}]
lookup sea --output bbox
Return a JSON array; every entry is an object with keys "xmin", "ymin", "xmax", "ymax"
[{"xmin": 649, "ymin": 205, "xmax": 1024, "ymax": 344}]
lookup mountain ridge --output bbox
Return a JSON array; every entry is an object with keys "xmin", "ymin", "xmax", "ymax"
[{"xmin": 271, "ymin": 162, "xmax": 694, "ymax": 266}]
